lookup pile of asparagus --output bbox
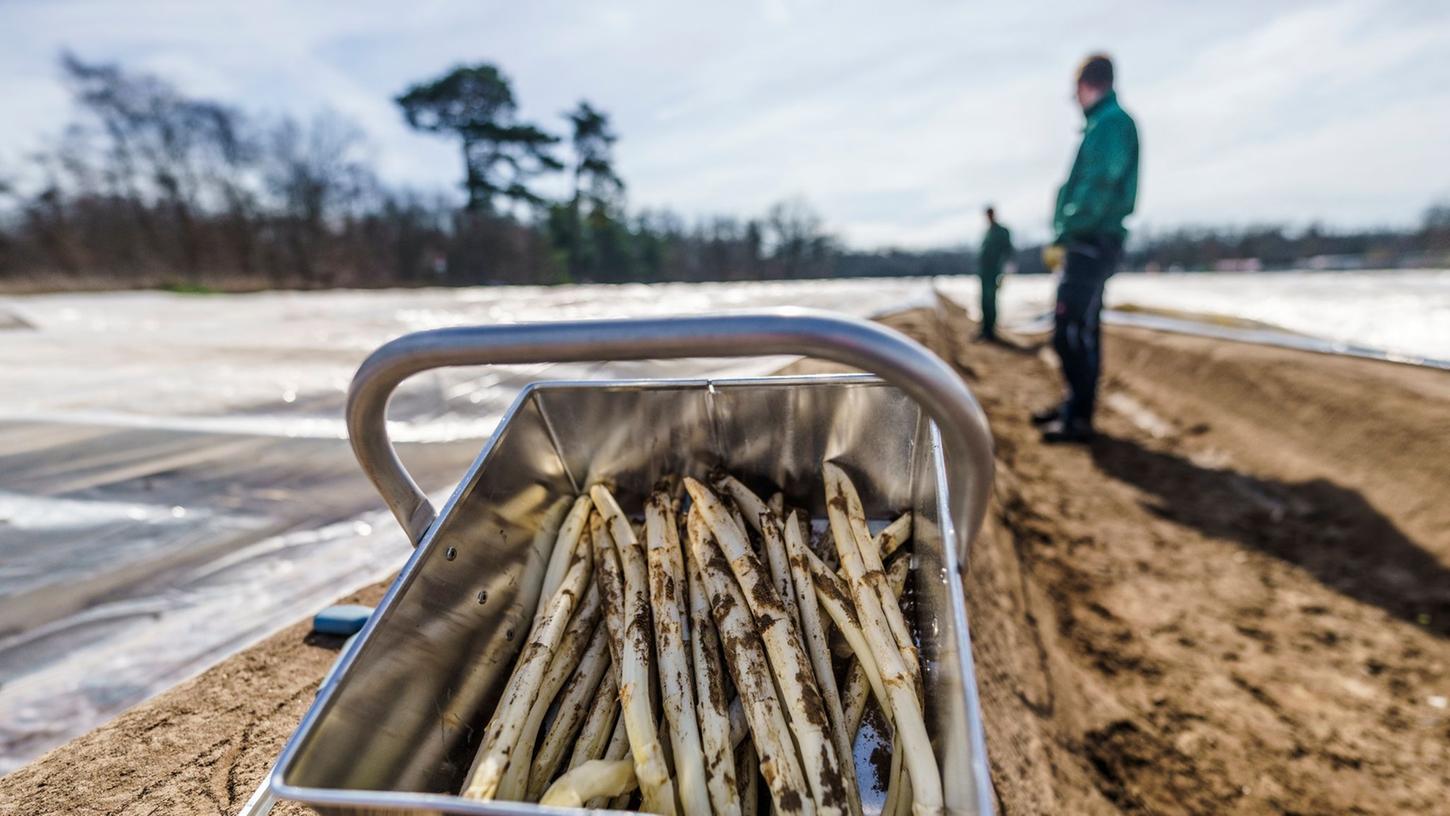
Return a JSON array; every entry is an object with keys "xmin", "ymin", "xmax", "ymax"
[{"xmin": 458, "ymin": 463, "xmax": 938, "ymax": 816}]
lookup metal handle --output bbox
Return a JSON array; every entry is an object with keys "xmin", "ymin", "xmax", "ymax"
[{"xmin": 346, "ymin": 308, "xmax": 994, "ymax": 552}]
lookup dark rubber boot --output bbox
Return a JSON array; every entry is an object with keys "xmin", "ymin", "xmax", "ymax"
[
  {"xmin": 1040, "ymin": 418, "xmax": 1095, "ymax": 444},
  {"xmin": 1030, "ymin": 404, "xmax": 1064, "ymax": 426}
]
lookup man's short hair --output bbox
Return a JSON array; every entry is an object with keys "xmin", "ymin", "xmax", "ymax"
[
  {"xmin": 984, "ymin": 206, "xmax": 996, "ymax": 218},
  {"xmin": 1077, "ymin": 54, "xmax": 1114, "ymax": 90}
]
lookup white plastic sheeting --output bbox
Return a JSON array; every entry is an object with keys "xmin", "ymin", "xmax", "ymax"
[
  {"xmin": 935, "ymin": 268, "xmax": 1450, "ymax": 361},
  {"xmin": 0, "ymin": 278, "xmax": 940, "ymax": 774},
  {"xmin": 0, "ymin": 280, "xmax": 933, "ymax": 439}
]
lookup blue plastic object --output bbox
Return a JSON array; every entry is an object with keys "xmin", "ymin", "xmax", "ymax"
[{"xmin": 312, "ymin": 604, "xmax": 374, "ymax": 636}]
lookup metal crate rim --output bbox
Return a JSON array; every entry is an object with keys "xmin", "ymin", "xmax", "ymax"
[{"xmin": 267, "ymin": 371, "xmax": 995, "ymax": 814}]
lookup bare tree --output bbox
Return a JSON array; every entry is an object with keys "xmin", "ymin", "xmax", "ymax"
[
  {"xmin": 765, "ymin": 198, "xmax": 835, "ymax": 278},
  {"xmin": 262, "ymin": 112, "xmax": 375, "ymax": 286},
  {"xmin": 59, "ymin": 52, "xmax": 254, "ymax": 279}
]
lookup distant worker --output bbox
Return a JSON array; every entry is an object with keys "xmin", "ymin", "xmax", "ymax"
[
  {"xmin": 976, "ymin": 206, "xmax": 1013, "ymax": 341},
  {"xmin": 1034, "ymin": 53, "xmax": 1139, "ymax": 443}
]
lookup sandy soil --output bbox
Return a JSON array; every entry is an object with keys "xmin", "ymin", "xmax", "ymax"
[
  {"xmin": 926, "ymin": 300, "xmax": 1450, "ymax": 815},
  {"xmin": 2, "ymin": 306, "xmax": 1447, "ymax": 815}
]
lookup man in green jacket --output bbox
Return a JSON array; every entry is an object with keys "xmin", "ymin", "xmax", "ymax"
[
  {"xmin": 977, "ymin": 206, "xmax": 1013, "ymax": 341},
  {"xmin": 1033, "ymin": 53, "xmax": 1140, "ymax": 443}
]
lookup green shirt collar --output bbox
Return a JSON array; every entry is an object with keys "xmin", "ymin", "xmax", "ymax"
[{"xmin": 1084, "ymin": 90, "xmax": 1117, "ymax": 121}]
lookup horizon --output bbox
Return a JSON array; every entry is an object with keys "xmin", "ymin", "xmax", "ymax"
[{"xmin": 3, "ymin": 1, "xmax": 1448, "ymax": 250}]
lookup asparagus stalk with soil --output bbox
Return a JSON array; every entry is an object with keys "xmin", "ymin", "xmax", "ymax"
[
  {"xmin": 784, "ymin": 511, "xmax": 862, "ymax": 816},
  {"xmin": 686, "ymin": 522, "xmax": 743, "ymax": 816},
  {"xmin": 686, "ymin": 506, "xmax": 813, "ymax": 816},
  {"xmin": 591, "ymin": 484, "xmax": 679, "ymax": 816},
  {"xmin": 461, "ymin": 548, "xmax": 592, "ymax": 800},
  {"xmin": 717, "ymin": 475, "xmax": 799, "ymax": 627},
  {"xmin": 645, "ymin": 489, "xmax": 713, "ymax": 816},
  {"xmin": 685, "ymin": 478, "xmax": 848, "ymax": 816},
  {"xmin": 539, "ymin": 495, "xmax": 595, "ymax": 615},
  {"xmin": 498, "ymin": 583, "xmax": 602, "ymax": 800},
  {"xmin": 805, "ymin": 552, "xmax": 889, "ymax": 712},
  {"xmin": 843, "ymin": 547, "xmax": 913, "ymax": 739},
  {"xmin": 824, "ymin": 463, "xmax": 941, "ymax": 816},
  {"xmin": 874, "ymin": 512, "xmax": 912, "ymax": 560},
  {"xmin": 567, "ymin": 670, "xmax": 620, "ymax": 771},
  {"xmin": 525, "ymin": 622, "xmax": 612, "ymax": 799},
  {"xmin": 458, "ymin": 467, "xmax": 934, "ymax": 815}
]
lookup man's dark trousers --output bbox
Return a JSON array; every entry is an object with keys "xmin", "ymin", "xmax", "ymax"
[
  {"xmin": 978, "ymin": 271, "xmax": 1000, "ymax": 337},
  {"xmin": 1052, "ymin": 237, "xmax": 1121, "ymax": 426}
]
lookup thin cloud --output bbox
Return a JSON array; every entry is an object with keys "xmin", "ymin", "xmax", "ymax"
[{"xmin": 0, "ymin": 0, "xmax": 1445, "ymax": 248}]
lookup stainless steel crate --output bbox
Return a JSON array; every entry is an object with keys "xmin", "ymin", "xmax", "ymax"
[{"xmin": 266, "ymin": 311, "xmax": 996, "ymax": 816}]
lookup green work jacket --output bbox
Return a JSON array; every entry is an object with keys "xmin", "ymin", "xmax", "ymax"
[
  {"xmin": 1053, "ymin": 91, "xmax": 1139, "ymax": 244},
  {"xmin": 979, "ymin": 222, "xmax": 1013, "ymax": 277}
]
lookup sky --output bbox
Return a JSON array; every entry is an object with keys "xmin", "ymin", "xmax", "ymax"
[{"xmin": 1, "ymin": 0, "xmax": 1447, "ymax": 249}]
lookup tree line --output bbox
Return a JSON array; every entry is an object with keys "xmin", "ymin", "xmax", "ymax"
[
  {"xmin": 0, "ymin": 55, "xmax": 1445, "ymax": 291},
  {"xmin": 0, "ymin": 56, "xmax": 849, "ymax": 291},
  {"xmin": 1121, "ymin": 214, "xmax": 1450, "ymax": 273}
]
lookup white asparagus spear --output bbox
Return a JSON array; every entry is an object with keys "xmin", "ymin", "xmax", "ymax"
[
  {"xmin": 821, "ymin": 606, "xmax": 909, "ymax": 816},
  {"xmin": 767, "ymin": 491, "xmax": 785, "ymax": 518},
  {"xmin": 541, "ymin": 759, "xmax": 639, "ymax": 808},
  {"xmin": 487, "ymin": 498, "xmax": 592, "ymax": 711},
  {"xmin": 589, "ymin": 507, "xmax": 641, "ymax": 804},
  {"xmin": 789, "ymin": 509, "xmax": 817, "ymax": 564},
  {"xmin": 826, "ymin": 467, "xmax": 919, "ymax": 687},
  {"xmin": 526, "ymin": 623, "xmax": 612, "ymax": 799},
  {"xmin": 731, "ymin": 487, "xmax": 852, "ymax": 806},
  {"xmin": 880, "ymin": 552, "xmax": 915, "ymax": 816},
  {"xmin": 844, "ymin": 551, "xmax": 912, "ymax": 738},
  {"xmin": 539, "ymin": 494, "xmax": 595, "ymax": 615},
  {"xmin": 685, "ymin": 478, "xmax": 847, "ymax": 816},
  {"xmin": 646, "ymin": 490, "xmax": 712, "ymax": 816},
  {"xmin": 462, "ymin": 553, "xmax": 592, "ymax": 800},
  {"xmin": 590, "ymin": 485, "xmax": 678, "ymax": 816},
  {"xmin": 884, "ymin": 555, "xmax": 912, "ymax": 661},
  {"xmin": 806, "ymin": 554, "xmax": 889, "ymax": 713},
  {"xmin": 590, "ymin": 507, "xmax": 644, "ymax": 812},
  {"xmin": 895, "ymin": 764, "xmax": 916, "ymax": 816},
  {"xmin": 498, "ymin": 583, "xmax": 602, "ymax": 800},
  {"xmin": 824, "ymin": 463, "xmax": 941, "ymax": 816},
  {"xmin": 841, "ymin": 608, "xmax": 871, "ymax": 731},
  {"xmin": 874, "ymin": 512, "xmax": 912, "ymax": 560},
  {"xmin": 761, "ymin": 508, "xmax": 802, "ymax": 630},
  {"xmin": 716, "ymin": 475, "xmax": 799, "ymax": 626},
  {"xmin": 882, "ymin": 733, "xmax": 909, "ymax": 816},
  {"xmin": 592, "ymin": 510, "xmax": 626, "ymax": 668},
  {"xmin": 727, "ymin": 501, "xmax": 752, "ymax": 550},
  {"xmin": 685, "ymin": 514, "xmax": 743, "ymax": 816},
  {"xmin": 785, "ymin": 511, "xmax": 862, "ymax": 816},
  {"xmin": 884, "ymin": 550, "xmax": 916, "ymax": 816},
  {"xmin": 604, "ymin": 713, "xmax": 630, "ymax": 760},
  {"xmin": 687, "ymin": 507, "xmax": 813, "ymax": 816},
  {"xmin": 588, "ymin": 715, "xmax": 632, "ymax": 809},
  {"xmin": 567, "ymin": 669, "xmax": 620, "ymax": 771}
]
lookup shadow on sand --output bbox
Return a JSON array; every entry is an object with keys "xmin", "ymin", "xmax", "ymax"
[
  {"xmin": 1090, "ymin": 435, "xmax": 1450, "ymax": 637},
  {"xmin": 978, "ymin": 334, "xmax": 1046, "ymax": 357}
]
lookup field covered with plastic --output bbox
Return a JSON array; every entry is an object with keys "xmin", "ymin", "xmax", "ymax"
[{"xmin": 0, "ymin": 269, "xmax": 1443, "ymax": 773}]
